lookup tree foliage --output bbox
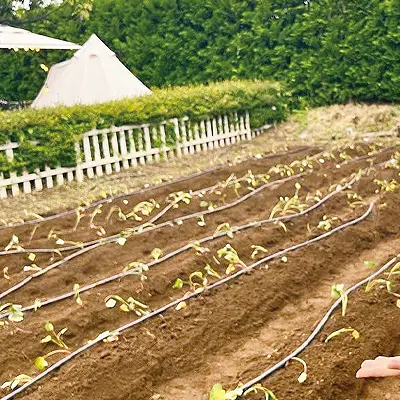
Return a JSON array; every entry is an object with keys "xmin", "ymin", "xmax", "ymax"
[{"xmin": 0, "ymin": 0, "xmax": 399, "ymax": 104}]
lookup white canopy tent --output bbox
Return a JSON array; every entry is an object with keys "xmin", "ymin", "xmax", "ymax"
[
  {"xmin": 32, "ymin": 34, "xmax": 152, "ymax": 108},
  {"xmin": 0, "ymin": 25, "xmax": 81, "ymax": 50}
]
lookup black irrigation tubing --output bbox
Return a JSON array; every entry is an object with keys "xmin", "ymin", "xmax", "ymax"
[
  {"xmin": 0, "ymin": 147, "xmax": 312, "ymax": 231},
  {"xmin": 0, "ymin": 145, "xmax": 388, "ymax": 256},
  {"xmin": 0, "ymin": 174, "xmax": 358, "ymax": 317},
  {"xmin": 239, "ymin": 252, "xmax": 400, "ymax": 393},
  {"xmin": 0, "ymin": 243, "xmax": 102, "ymax": 301},
  {"xmin": 0, "ymin": 204, "xmax": 374, "ymax": 400},
  {"xmin": 0, "ymin": 173, "xmax": 306, "ymax": 255}
]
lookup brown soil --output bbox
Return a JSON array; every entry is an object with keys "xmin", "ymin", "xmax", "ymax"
[{"xmin": 0, "ymin": 142, "xmax": 400, "ymax": 400}]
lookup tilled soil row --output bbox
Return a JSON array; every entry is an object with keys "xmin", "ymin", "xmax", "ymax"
[{"xmin": 0, "ymin": 150, "xmax": 398, "ymax": 399}]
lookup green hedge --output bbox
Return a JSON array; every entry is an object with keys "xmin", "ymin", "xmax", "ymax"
[{"xmin": 0, "ymin": 80, "xmax": 287, "ymax": 174}]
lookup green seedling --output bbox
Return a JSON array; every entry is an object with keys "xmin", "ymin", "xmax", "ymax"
[
  {"xmin": 200, "ymin": 201, "xmax": 216, "ymax": 211},
  {"xmin": 34, "ymin": 349, "xmax": 70, "ymax": 371},
  {"xmin": 53, "ymin": 236, "xmax": 83, "ymax": 249},
  {"xmin": 23, "ymin": 264, "xmax": 42, "ymax": 272},
  {"xmin": 33, "ymin": 299, "xmax": 42, "ymax": 311},
  {"xmin": 188, "ymin": 241, "xmax": 210, "ymax": 255},
  {"xmin": 325, "ymin": 327, "xmax": 360, "ymax": 343},
  {"xmin": 385, "ymin": 151, "xmax": 400, "ymax": 170},
  {"xmin": 128, "ymin": 222, "xmax": 156, "ymax": 234},
  {"xmin": 374, "ymin": 179, "xmax": 398, "ymax": 192},
  {"xmin": 209, "ymin": 384, "xmax": 244, "ymax": 400},
  {"xmin": 173, "ymin": 271, "xmax": 207, "ymax": 294},
  {"xmin": 269, "ymin": 183, "xmax": 307, "ymax": 219},
  {"xmin": 364, "ymin": 260, "xmax": 376, "ymax": 269},
  {"xmin": 251, "ymin": 245, "xmax": 268, "ymax": 259},
  {"xmin": 151, "ymin": 248, "xmax": 163, "ymax": 261},
  {"xmin": 174, "ymin": 264, "xmax": 221, "ymax": 294},
  {"xmin": 3, "ymin": 267, "xmax": 10, "ymax": 281},
  {"xmin": 0, "ymin": 303, "xmax": 24, "ymax": 322},
  {"xmin": 73, "ymin": 283, "xmax": 83, "ymax": 305},
  {"xmin": 209, "ymin": 383, "xmax": 277, "ymax": 400},
  {"xmin": 217, "ymin": 244, "xmax": 246, "ymax": 275},
  {"xmin": 317, "ymin": 215, "xmax": 340, "ymax": 231},
  {"xmin": 290, "ymin": 357, "xmax": 308, "ymax": 383},
  {"xmin": 72, "ymin": 206, "xmax": 86, "ymax": 231},
  {"xmin": 122, "ymin": 261, "xmax": 149, "ymax": 280},
  {"xmin": 88, "ymin": 205, "xmax": 106, "ymax": 236},
  {"xmin": 1, "ymin": 374, "xmax": 32, "ymax": 391},
  {"xmin": 87, "ymin": 330, "xmax": 119, "ymax": 344},
  {"xmin": 388, "ymin": 262, "xmax": 400, "ymax": 279},
  {"xmin": 4, "ymin": 235, "xmax": 24, "ymax": 252},
  {"xmin": 126, "ymin": 199, "xmax": 160, "ymax": 221},
  {"xmin": 290, "ymin": 157, "xmax": 314, "ymax": 172},
  {"xmin": 197, "ymin": 215, "xmax": 206, "ymax": 227},
  {"xmin": 105, "ymin": 206, "xmax": 127, "ymax": 221},
  {"xmin": 347, "ymin": 191, "xmax": 364, "ymax": 208},
  {"xmin": 105, "ymin": 295, "xmax": 149, "ymax": 316},
  {"xmin": 242, "ymin": 384, "xmax": 278, "ymax": 399},
  {"xmin": 269, "ymin": 164, "xmax": 295, "ymax": 177},
  {"xmin": 117, "ymin": 233, "xmax": 127, "ymax": 246},
  {"xmin": 366, "ymin": 275, "xmax": 400, "ymax": 308},
  {"xmin": 167, "ymin": 191, "xmax": 192, "ymax": 209},
  {"xmin": 41, "ymin": 322, "xmax": 69, "ymax": 349},
  {"xmin": 213, "ymin": 223, "xmax": 234, "ymax": 239},
  {"xmin": 331, "ymin": 284, "xmax": 348, "ymax": 317},
  {"xmin": 0, "ymin": 320, "xmax": 9, "ymax": 328}
]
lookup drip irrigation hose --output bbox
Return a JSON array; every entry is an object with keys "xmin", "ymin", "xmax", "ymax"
[
  {"xmin": 0, "ymin": 144, "xmax": 389, "ymax": 256},
  {"xmin": 0, "ymin": 147, "xmax": 312, "ymax": 231},
  {"xmin": 239, "ymin": 253, "xmax": 400, "ymax": 393},
  {"xmin": 0, "ymin": 204, "xmax": 374, "ymax": 400},
  {"xmin": 0, "ymin": 174, "xmax": 357, "ymax": 312},
  {"xmin": 0, "ymin": 173, "xmax": 306, "ymax": 255},
  {"xmin": 0, "ymin": 243, "xmax": 102, "ymax": 301}
]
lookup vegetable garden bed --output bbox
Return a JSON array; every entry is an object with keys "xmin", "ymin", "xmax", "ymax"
[{"xmin": 0, "ymin": 141, "xmax": 399, "ymax": 400}]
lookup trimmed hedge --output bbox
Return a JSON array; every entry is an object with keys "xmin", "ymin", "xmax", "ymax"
[{"xmin": 0, "ymin": 80, "xmax": 287, "ymax": 173}]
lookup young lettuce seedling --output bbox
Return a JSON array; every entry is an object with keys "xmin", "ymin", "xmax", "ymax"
[
  {"xmin": 4, "ymin": 235, "xmax": 24, "ymax": 252},
  {"xmin": 269, "ymin": 183, "xmax": 307, "ymax": 219},
  {"xmin": 73, "ymin": 284, "xmax": 83, "ymax": 305},
  {"xmin": 34, "ymin": 349, "xmax": 70, "ymax": 371},
  {"xmin": 317, "ymin": 215, "xmax": 340, "ymax": 231},
  {"xmin": 167, "ymin": 191, "xmax": 192, "ymax": 209},
  {"xmin": 0, "ymin": 303, "xmax": 24, "ymax": 322},
  {"xmin": 365, "ymin": 271, "xmax": 400, "ymax": 308},
  {"xmin": 151, "ymin": 248, "xmax": 163, "ymax": 261},
  {"xmin": 325, "ymin": 327, "xmax": 360, "ymax": 343},
  {"xmin": 122, "ymin": 261, "xmax": 149, "ymax": 281},
  {"xmin": 1, "ymin": 374, "xmax": 32, "ymax": 391},
  {"xmin": 290, "ymin": 357, "xmax": 308, "ymax": 383},
  {"xmin": 250, "ymin": 245, "xmax": 268, "ymax": 259},
  {"xmin": 374, "ymin": 179, "xmax": 398, "ymax": 193},
  {"xmin": 213, "ymin": 223, "xmax": 234, "ymax": 239},
  {"xmin": 126, "ymin": 199, "xmax": 160, "ymax": 221},
  {"xmin": 41, "ymin": 322, "xmax": 69, "ymax": 349},
  {"xmin": 331, "ymin": 284, "xmax": 348, "ymax": 317},
  {"xmin": 105, "ymin": 295, "xmax": 149, "ymax": 316},
  {"xmin": 173, "ymin": 265, "xmax": 221, "ymax": 294},
  {"xmin": 217, "ymin": 244, "xmax": 246, "ymax": 275},
  {"xmin": 209, "ymin": 383, "xmax": 277, "ymax": 400}
]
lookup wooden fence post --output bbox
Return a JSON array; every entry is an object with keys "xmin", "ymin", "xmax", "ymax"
[
  {"xmin": 173, "ymin": 118, "xmax": 182, "ymax": 159},
  {"xmin": 74, "ymin": 142, "xmax": 84, "ymax": 183}
]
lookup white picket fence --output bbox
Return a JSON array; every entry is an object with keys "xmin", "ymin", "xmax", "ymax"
[{"xmin": 0, "ymin": 111, "xmax": 267, "ymax": 198}]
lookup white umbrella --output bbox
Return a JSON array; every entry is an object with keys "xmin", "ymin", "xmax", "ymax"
[{"xmin": 0, "ymin": 25, "xmax": 81, "ymax": 50}]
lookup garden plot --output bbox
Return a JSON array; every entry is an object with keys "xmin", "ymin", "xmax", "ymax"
[{"xmin": 0, "ymin": 142, "xmax": 399, "ymax": 400}]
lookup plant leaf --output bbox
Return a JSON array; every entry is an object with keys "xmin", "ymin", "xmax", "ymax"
[{"xmin": 34, "ymin": 357, "xmax": 48, "ymax": 371}]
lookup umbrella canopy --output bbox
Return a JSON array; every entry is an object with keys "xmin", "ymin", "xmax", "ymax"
[
  {"xmin": 32, "ymin": 34, "xmax": 151, "ymax": 108},
  {"xmin": 0, "ymin": 25, "xmax": 81, "ymax": 50}
]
